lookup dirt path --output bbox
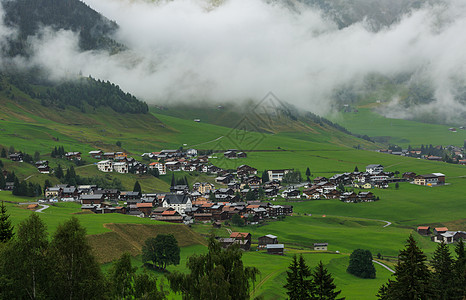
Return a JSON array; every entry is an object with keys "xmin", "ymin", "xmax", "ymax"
[
  {"xmin": 250, "ymin": 269, "xmax": 281, "ymax": 298},
  {"xmin": 328, "ymin": 215, "xmax": 392, "ymax": 228},
  {"xmin": 373, "ymin": 260, "xmax": 395, "ymax": 273},
  {"xmin": 188, "ymin": 136, "xmax": 224, "ymax": 148},
  {"xmin": 36, "ymin": 205, "xmax": 49, "ymax": 213}
]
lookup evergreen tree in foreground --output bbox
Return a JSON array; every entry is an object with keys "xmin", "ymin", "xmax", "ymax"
[
  {"xmin": 312, "ymin": 261, "xmax": 345, "ymax": 300},
  {"xmin": 377, "ymin": 235, "xmax": 431, "ymax": 299},
  {"xmin": 0, "ymin": 201, "xmax": 14, "ymax": 243},
  {"xmin": 431, "ymin": 242, "xmax": 453, "ymax": 299},
  {"xmin": 452, "ymin": 239, "xmax": 466, "ymax": 299},
  {"xmin": 284, "ymin": 255, "xmax": 313, "ymax": 300}
]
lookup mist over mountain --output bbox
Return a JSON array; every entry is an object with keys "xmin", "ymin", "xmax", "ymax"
[{"xmin": 1, "ymin": 0, "xmax": 466, "ymax": 124}]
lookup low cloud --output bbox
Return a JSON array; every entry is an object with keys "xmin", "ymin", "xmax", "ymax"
[{"xmin": 2, "ymin": 0, "xmax": 466, "ymax": 122}]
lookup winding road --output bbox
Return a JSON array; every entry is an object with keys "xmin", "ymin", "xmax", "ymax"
[{"xmin": 373, "ymin": 260, "xmax": 395, "ymax": 273}]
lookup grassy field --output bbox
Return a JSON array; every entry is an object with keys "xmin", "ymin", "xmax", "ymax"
[{"xmin": 328, "ymin": 108, "xmax": 466, "ymax": 147}]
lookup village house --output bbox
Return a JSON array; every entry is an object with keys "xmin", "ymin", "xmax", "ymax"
[
  {"xmin": 97, "ymin": 160, "xmax": 113, "ymax": 172},
  {"xmin": 148, "ymin": 161, "xmax": 166, "ymax": 175},
  {"xmin": 224, "ymin": 150, "xmax": 238, "ymax": 159},
  {"xmin": 136, "ymin": 202, "xmax": 153, "ymax": 217},
  {"xmin": 65, "ymin": 152, "xmax": 81, "ymax": 160},
  {"xmin": 417, "ymin": 226, "xmax": 431, "ymax": 236},
  {"xmin": 45, "ymin": 187, "xmax": 62, "ymax": 198},
  {"xmin": 80, "ymin": 194, "xmax": 104, "ymax": 207},
  {"xmin": 267, "ymin": 169, "xmax": 290, "ymax": 182},
  {"xmin": 221, "ymin": 232, "xmax": 252, "ymax": 250},
  {"xmin": 89, "ymin": 150, "xmax": 103, "ymax": 159},
  {"xmin": 313, "ymin": 243, "xmax": 328, "ymax": 251},
  {"xmin": 266, "ymin": 244, "xmax": 284, "ymax": 255},
  {"xmin": 366, "ymin": 164, "xmax": 384, "ymax": 174},
  {"xmin": 9, "ymin": 153, "xmax": 23, "ymax": 162},
  {"xmin": 414, "ymin": 173, "xmax": 446, "ymax": 186},
  {"xmin": 113, "ymin": 162, "xmax": 128, "ymax": 174},
  {"xmin": 258, "ymin": 234, "xmax": 278, "ymax": 249}
]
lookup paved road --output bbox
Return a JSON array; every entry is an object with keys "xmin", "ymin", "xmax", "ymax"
[
  {"xmin": 373, "ymin": 260, "xmax": 395, "ymax": 273},
  {"xmin": 36, "ymin": 205, "xmax": 50, "ymax": 213}
]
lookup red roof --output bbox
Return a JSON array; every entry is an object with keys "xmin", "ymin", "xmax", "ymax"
[
  {"xmin": 435, "ymin": 227, "xmax": 448, "ymax": 232},
  {"xmin": 246, "ymin": 205, "xmax": 260, "ymax": 209},
  {"xmin": 230, "ymin": 232, "xmax": 250, "ymax": 238},
  {"xmin": 417, "ymin": 226, "xmax": 430, "ymax": 230},
  {"xmin": 136, "ymin": 203, "xmax": 153, "ymax": 208},
  {"xmin": 162, "ymin": 210, "xmax": 178, "ymax": 216}
]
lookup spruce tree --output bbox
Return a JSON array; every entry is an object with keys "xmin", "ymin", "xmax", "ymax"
[
  {"xmin": 306, "ymin": 167, "xmax": 311, "ymax": 177},
  {"xmin": 312, "ymin": 261, "xmax": 344, "ymax": 300},
  {"xmin": 170, "ymin": 173, "xmax": 175, "ymax": 187},
  {"xmin": 354, "ymin": 166, "xmax": 359, "ymax": 172},
  {"xmin": 0, "ymin": 148, "xmax": 6, "ymax": 158},
  {"xmin": 452, "ymin": 239, "xmax": 466, "ymax": 299},
  {"xmin": 133, "ymin": 181, "xmax": 142, "ymax": 193},
  {"xmin": 431, "ymin": 242, "xmax": 453, "ymax": 299},
  {"xmin": 262, "ymin": 170, "xmax": 269, "ymax": 183},
  {"xmin": 0, "ymin": 169, "xmax": 6, "ymax": 189},
  {"xmin": 55, "ymin": 164, "xmax": 64, "ymax": 180},
  {"xmin": 0, "ymin": 201, "xmax": 14, "ymax": 242},
  {"xmin": 284, "ymin": 255, "xmax": 313, "ymax": 300},
  {"xmin": 377, "ymin": 235, "xmax": 431, "ymax": 299}
]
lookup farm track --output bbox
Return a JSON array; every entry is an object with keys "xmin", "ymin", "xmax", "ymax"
[
  {"xmin": 250, "ymin": 269, "xmax": 281, "ymax": 298},
  {"xmin": 329, "ymin": 215, "xmax": 392, "ymax": 228},
  {"xmin": 372, "ymin": 260, "xmax": 395, "ymax": 273}
]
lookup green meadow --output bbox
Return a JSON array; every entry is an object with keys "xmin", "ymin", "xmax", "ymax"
[{"xmin": 328, "ymin": 108, "xmax": 466, "ymax": 147}]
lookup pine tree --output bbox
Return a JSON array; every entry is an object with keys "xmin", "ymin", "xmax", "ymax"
[
  {"xmin": 0, "ymin": 148, "xmax": 6, "ymax": 158},
  {"xmin": 452, "ymin": 239, "xmax": 466, "ymax": 299},
  {"xmin": 262, "ymin": 170, "xmax": 269, "ymax": 183},
  {"xmin": 431, "ymin": 242, "xmax": 453, "ymax": 299},
  {"xmin": 284, "ymin": 255, "xmax": 313, "ymax": 300},
  {"xmin": 0, "ymin": 169, "xmax": 6, "ymax": 189},
  {"xmin": 312, "ymin": 261, "xmax": 344, "ymax": 300},
  {"xmin": 0, "ymin": 201, "xmax": 14, "ymax": 242},
  {"xmin": 377, "ymin": 235, "xmax": 431, "ymax": 299},
  {"xmin": 354, "ymin": 166, "xmax": 359, "ymax": 172},
  {"xmin": 306, "ymin": 167, "xmax": 311, "ymax": 177},
  {"xmin": 55, "ymin": 164, "xmax": 64, "ymax": 179},
  {"xmin": 133, "ymin": 181, "xmax": 142, "ymax": 193},
  {"xmin": 170, "ymin": 173, "xmax": 175, "ymax": 187}
]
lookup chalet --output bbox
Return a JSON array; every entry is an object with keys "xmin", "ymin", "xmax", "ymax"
[
  {"xmin": 45, "ymin": 187, "xmax": 62, "ymax": 198},
  {"xmin": 267, "ymin": 205, "xmax": 284, "ymax": 217},
  {"xmin": 9, "ymin": 153, "xmax": 23, "ymax": 162},
  {"xmin": 237, "ymin": 165, "xmax": 257, "ymax": 176},
  {"xmin": 258, "ymin": 234, "xmax": 278, "ymax": 249},
  {"xmin": 434, "ymin": 227, "xmax": 448, "ymax": 235},
  {"xmin": 193, "ymin": 213, "xmax": 213, "ymax": 221},
  {"xmin": 136, "ymin": 202, "xmax": 153, "ymax": 217},
  {"xmin": 94, "ymin": 189, "xmax": 120, "ymax": 200},
  {"xmin": 162, "ymin": 194, "xmax": 192, "ymax": 214},
  {"xmin": 187, "ymin": 149, "xmax": 198, "ymax": 157},
  {"xmin": 62, "ymin": 187, "xmax": 78, "ymax": 199},
  {"xmin": 80, "ymin": 194, "xmax": 104, "ymax": 207},
  {"xmin": 281, "ymin": 189, "xmax": 300, "ymax": 199},
  {"xmin": 4, "ymin": 182, "xmax": 14, "ymax": 191},
  {"xmin": 402, "ymin": 172, "xmax": 417, "ymax": 181},
  {"xmin": 153, "ymin": 210, "xmax": 183, "ymax": 223},
  {"xmin": 323, "ymin": 189, "xmax": 341, "ymax": 199},
  {"xmin": 313, "ymin": 176, "xmax": 328, "ymax": 184},
  {"xmin": 267, "ymin": 169, "xmax": 290, "ymax": 182},
  {"xmin": 37, "ymin": 165, "xmax": 50, "ymax": 174},
  {"xmin": 35, "ymin": 160, "xmax": 48, "ymax": 167},
  {"xmin": 89, "ymin": 150, "xmax": 103, "ymax": 159},
  {"xmin": 353, "ymin": 182, "xmax": 373, "ymax": 189},
  {"xmin": 417, "ymin": 226, "xmax": 431, "ymax": 236},
  {"xmin": 165, "ymin": 161, "xmax": 182, "ymax": 172},
  {"xmin": 102, "ymin": 152, "xmax": 115, "ymax": 159},
  {"xmin": 282, "ymin": 205, "xmax": 293, "ymax": 215},
  {"xmin": 224, "ymin": 150, "xmax": 237, "ymax": 159},
  {"xmin": 315, "ymin": 182, "xmax": 337, "ymax": 193},
  {"xmin": 358, "ymin": 192, "xmax": 375, "ymax": 202},
  {"xmin": 215, "ymin": 176, "xmax": 231, "ymax": 184},
  {"xmin": 97, "ymin": 160, "xmax": 113, "ymax": 172},
  {"xmin": 266, "ymin": 244, "xmax": 284, "ymax": 255},
  {"xmin": 237, "ymin": 152, "xmax": 247, "ymax": 158},
  {"xmin": 313, "ymin": 243, "xmax": 328, "ymax": 251},
  {"xmin": 113, "ymin": 162, "xmax": 128, "ymax": 174},
  {"xmin": 115, "ymin": 152, "xmax": 127, "ymax": 158},
  {"xmin": 65, "ymin": 152, "xmax": 81, "ymax": 160},
  {"xmin": 340, "ymin": 192, "xmax": 359, "ymax": 203},
  {"xmin": 120, "ymin": 191, "xmax": 141, "ymax": 201},
  {"xmin": 229, "ymin": 232, "xmax": 252, "ymax": 250},
  {"xmin": 366, "ymin": 164, "xmax": 384, "ymax": 174}
]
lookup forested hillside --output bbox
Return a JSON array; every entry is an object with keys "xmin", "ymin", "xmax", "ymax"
[
  {"xmin": 4, "ymin": 74, "xmax": 149, "ymax": 114},
  {"xmin": 2, "ymin": 0, "xmax": 123, "ymax": 55}
]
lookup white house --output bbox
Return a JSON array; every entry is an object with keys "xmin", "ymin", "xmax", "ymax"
[
  {"xmin": 187, "ymin": 149, "xmax": 198, "ymax": 157},
  {"xmin": 366, "ymin": 164, "xmax": 384, "ymax": 174},
  {"xmin": 97, "ymin": 160, "xmax": 113, "ymax": 172},
  {"xmin": 162, "ymin": 194, "xmax": 192, "ymax": 214},
  {"xmin": 113, "ymin": 162, "xmax": 128, "ymax": 174},
  {"xmin": 149, "ymin": 161, "xmax": 166, "ymax": 175},
  {"xmin": 267, "ymin": 169, "xmax": 290, "ymax": 182}
]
